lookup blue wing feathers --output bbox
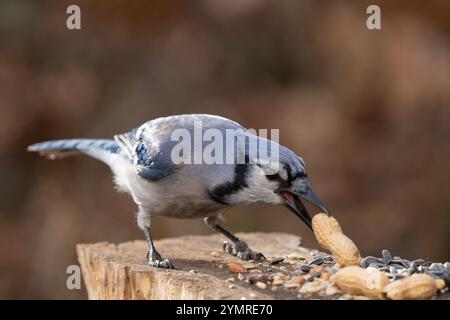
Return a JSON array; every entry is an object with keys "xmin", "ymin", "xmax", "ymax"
[{"xmin": 28, "ymin": 115, "xmax": 246, "ymax": 180}]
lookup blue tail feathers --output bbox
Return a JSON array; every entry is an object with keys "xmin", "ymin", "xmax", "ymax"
[{"xmin": 27, "ymin": 139, "xmax": 119, "ymax": 162}]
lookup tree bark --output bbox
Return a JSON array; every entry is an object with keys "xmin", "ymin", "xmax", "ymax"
[{"xmin": 76, "ymin": 232, "xmax": 315, "ymax": 300}]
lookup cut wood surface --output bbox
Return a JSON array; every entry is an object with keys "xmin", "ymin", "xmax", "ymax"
[{"xmin": 76, "ymin": 232, "xmax": 316, "ymax": 300}]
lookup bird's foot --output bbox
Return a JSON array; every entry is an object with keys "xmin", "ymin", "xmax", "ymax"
[
  {"xmin": 147, "ymin": 250, "xmax": 174, "ymax": 269},
  {"xmin": 223, "ymin": 240, "xmax": 266, "ymax": 261}
]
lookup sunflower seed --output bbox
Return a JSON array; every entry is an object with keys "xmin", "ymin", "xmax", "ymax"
[
  {"xmin": 430, "ymin": 263, "xmax": 445, "ymax": 272},
  {"xmin": 392, "ymin": 274, "xmax": 406, "ymax": 281},
  {"xmin": 367, "ymin": 263, "xmax": 383, "ymax": 269},
  {"xmin": 412, "ymin": 259, "xmax": 426, "ymax": 266},
  {"xmin": 402, "ymin": 259, "xmax": 412, "ymax": 266},
  {"xmin": 269, "ymin": 256, "xmax": 285, "ymax": 265},
  {"xmin": 389, "ymin": 263, "xmax": 405, "ymax": 270},
  {"xmin": 427, "ymin": 271, "xmax": 443, "ymax": 278},
  {"xmin": 382, "ymin": 250, "xmax": 392, "ymax": 265},
  {"xmin": 308, "ymin": 257, "xmax": 325, "ymax": 266},
  {"xmin": 391, "ymin": 259, "xmax": 410, "ymax": 268},
  {"xmin": 444, "ymin": 262, "xmax": 450, "ymax": 272},
  {"xmin": 361, "ymin": 256, "xmax": 383, "ymax": 268},
  {"xmin": 443, "ymin": 274, "xmax": 450, "ymax": 287},
  {"xmin": 300, "ymin": 264, "xmax": 311, "ymax": 273}
]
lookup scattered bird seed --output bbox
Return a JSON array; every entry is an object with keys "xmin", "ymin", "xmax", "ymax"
[
  {"xmin": 443, "ymin": 275, "xmax": 450, "ymax": 287},
  {"xmin": 299, "ymin": 280, "xmax": 326, "ymax": 295},
  {"xmin": 369, "ymin": 262, "xmax": 385, "ymax": 269},
  {"xmin": 246, "ymin": 272, "xmax": 272, "ymax": 284},
  {"xmin": 430, "ymin": 263, "xmax": 444, "ymax": 272},
  {"xmin": 287, "ymin": 253, "xmax": 306, "ymax": 260},
  {"xmin": 391, "ymin": 259, "xmax": 410, "ymax": 268},
  {"xmin": 300, "ymin": 264, "xmax": 311, "ymax": 273},
  {"xmin": 307, "ymin": 271, "xmax": 321, "ymax": 282},
  {"xmin": 285, "ymin": 276, "xmax": 306, "ymax": 288},
  {"xmin": 284, "ymin": 282, "xmax": 301, "ymax": 288},
  {"xmin": 309, "ymin": 265, "xmax": 325, "ymax": 274},
  {"xmin": 255, "ymin": 282, "xmax": 267, "ymax": 289},
  {"xmin": 269, "ymin": 256, "xmax": 286, "ymax": 265},
  {"xmin": 392, "ymin": 274, "xmax": 406, "ymax": 281},
  {"xmin": 228, "ymin": 262, "xmax": 245, "ymax": 273},
  {"xmin": 309, "ymin": 257, "xmax": 325, "ymax": 266},
  {"xmin": 382, "ymin": 249, "xmax": 392, "ymax": 265},
  {"xmin": 359, "ymin": 250, "xmax": 450, "ymax": 284},
  {"xmin": 360, "ymin": 256, "xmax": 383, "ymax": 268},
  {"xmin": 272, "ymin": 280, "xmax": 284, "ymax": 286},
  {"xmin": 242, "ymin": 263, "xmax": 257, "ymax": 269},
  {"xmin": 320, "ymin": 272, "xmax": 331, "ymax": 281}
]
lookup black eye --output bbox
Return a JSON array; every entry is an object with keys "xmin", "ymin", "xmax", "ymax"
[{"xmin": 298, "ymin": 172, "xmax": 307, "ymax": 179}]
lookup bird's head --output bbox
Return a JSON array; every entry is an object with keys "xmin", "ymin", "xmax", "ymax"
[{"xmin": 221, "ymin": 145, "xmax": 329, "ymax": 230}]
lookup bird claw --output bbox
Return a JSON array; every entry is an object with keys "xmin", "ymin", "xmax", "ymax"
[
  {"xmin": 147, "ymin": 250, "xmax": 174, "ymax": 269},
  {"xmin": 223, "ymin": 240, "xmax": 266, "ymax": 261},
  {"xmin": 149, "ymin": 258, "xmax": 174, "ymax": 269}
]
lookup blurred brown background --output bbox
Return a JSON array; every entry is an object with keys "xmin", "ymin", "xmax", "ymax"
[{"xmin": 0, "ymin": 0, "xmax": 449, "ymax": 299}]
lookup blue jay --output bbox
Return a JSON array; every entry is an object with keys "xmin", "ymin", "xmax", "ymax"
[{"xmin": 28, "ymin": 114, "xmax": 328, "ymax": 269}]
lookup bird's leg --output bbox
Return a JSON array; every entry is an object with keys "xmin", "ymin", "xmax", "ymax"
[
  {"xmin": 204, "ymin": 216, "xmax": 265, "ymax": 261},
  {"xmin": 217, "ymin": 224, "xmax": 266, "ymax": 261},
  {"xmin": 144, "ymin": 226, "xmax": 173, "ymax": 269}
]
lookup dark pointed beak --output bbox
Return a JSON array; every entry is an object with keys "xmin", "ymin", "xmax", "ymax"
[
  {"xmin": 299, "ymin": 188, "xmax": 329, "ymax": 215},
  {"xmin": 280, "ymin": 188, "xmax": 329, "ymax": 230},
  {"xmin": 282, "ymin": 195, "xmax": 313, "ymax": 230}
]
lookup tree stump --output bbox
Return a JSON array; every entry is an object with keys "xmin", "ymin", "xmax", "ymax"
[{"xmin": 76, "ymin": 232, "xmax": 318, "ymax": 300}]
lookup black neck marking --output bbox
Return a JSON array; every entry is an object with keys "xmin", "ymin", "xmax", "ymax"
[{"xmin": 208, "ymin": 164, "xmax": 249, "ymax": 205}]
